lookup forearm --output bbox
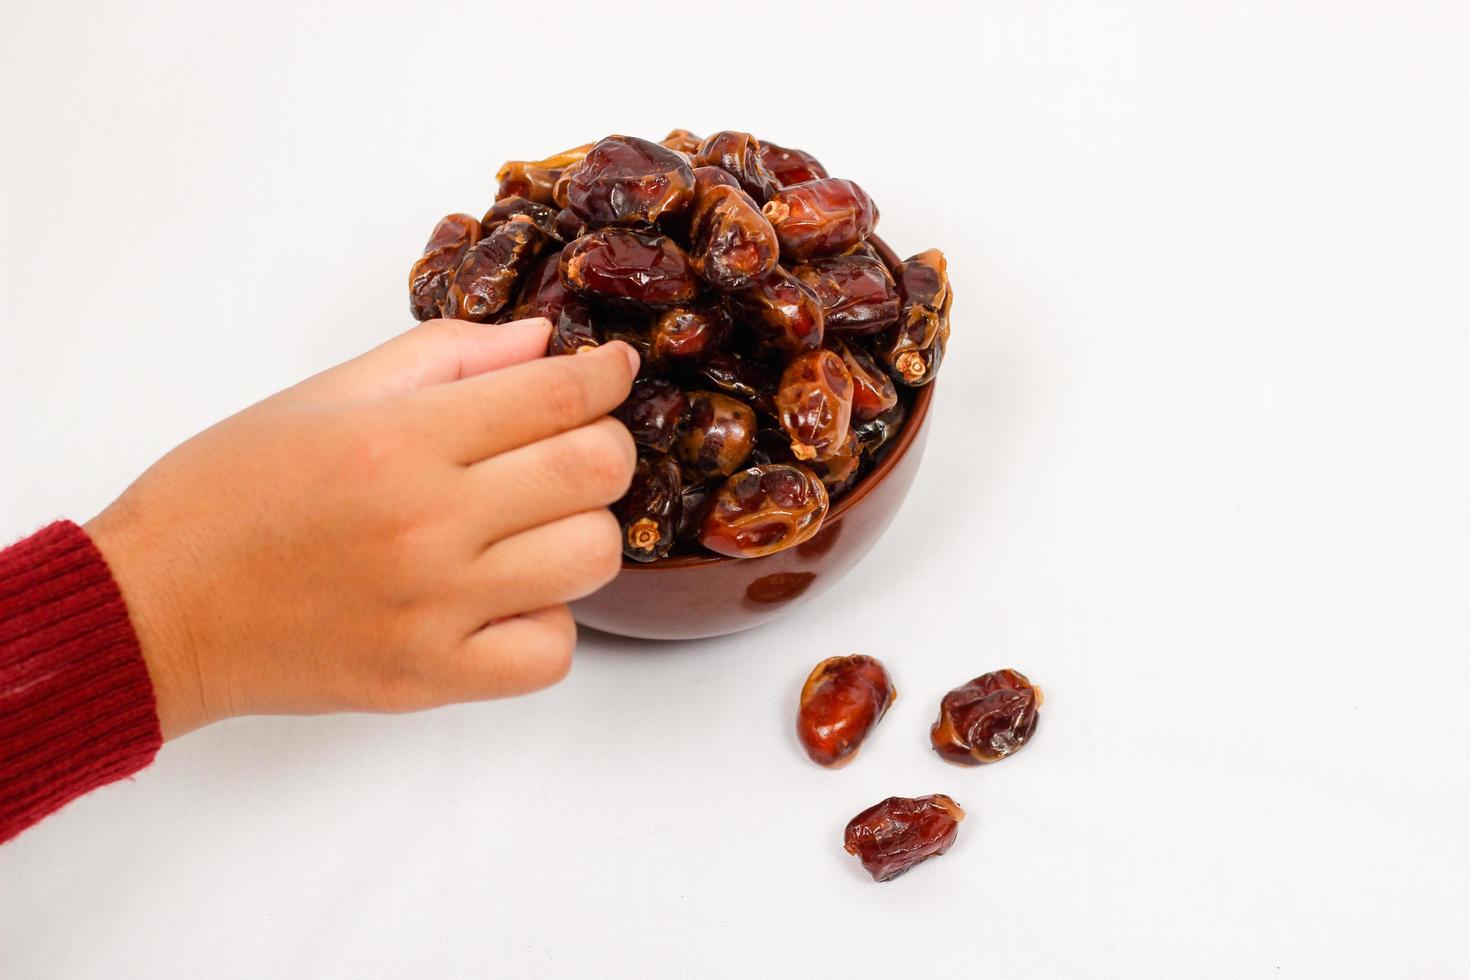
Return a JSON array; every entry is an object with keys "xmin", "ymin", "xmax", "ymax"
[{"xmin": 0, "ymin": 521, "xmax": 162, "ymax": 845}]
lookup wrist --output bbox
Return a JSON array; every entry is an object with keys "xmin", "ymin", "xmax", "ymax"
[{"xmin": 86, "ymin": 501, "xmax": 212, "ymax": 740}]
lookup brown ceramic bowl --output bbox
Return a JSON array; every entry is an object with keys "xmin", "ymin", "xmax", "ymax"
[{"xmin": 571, "ymin": 236, "xmax": 935, "ymax": 641}]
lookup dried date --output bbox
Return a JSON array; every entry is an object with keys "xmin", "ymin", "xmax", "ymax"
[
  {"xmin": 930, "ymin": 669, "xmax": 1042, "ymax": 766},
  {"xmin": 695, "ymin": 350, "xmax": 779, "ymax": 417},
  {"xmin": 729, "ymin": 267, "xmax": 825, "ymax": 353},
  {"xmin": 560, "ymin": 228, "xmax": 700, "ymax": 310},
  {"xmin": 660, "ymin": 166, "xmax": 741, "ymax": 242},
  {"xmin": 693, "ymin": 131, "xmax": 779, "ymax": 204},
  {"xmin": 600, "ymin": 313, "xmax": 659, "ymax": 375},
  {"xmin": 793, "ymin": 255, "xmax": 900, "ymax": 335},
  {"xmin": 829, "ymin": 339, "xmax": 898, "ymax": 423},
  {"xmin": 747, "ymin": 425, "xmax": 795, "ymax": 466},
  {"xmin": 688, "ymin": 182, "xmax": 780, "ymax": 290},
  {"xmin": 673, "ymin": 390, "xmax": 756, "ymax": 480},
  {"xmin": 796, "ymin": 654, "xmax": 896, "ymax": 767},
  {"xmin": 409, "ymin": 130, "xmax": 949, "ymax": 562},
  {"xmin": 551, "ymin": 207, "xmax": 586, "ymax": 242},
  {"xmin": 758, "ymin": 140, "xmax": 829, "ymax": 187},
  {"xmin": 699, "ymin": 463, "xmax": 828, "ymax": 558},
  {"xmin": 613, "ymin": 378, "xmax": 688, "ymax": 453},
  {"xmin": 442, "ymin": 216, "xmax": 547, "ymax": 322},
  {"xmin": 650, "ymin": 302, "xmax": 730, "ymax": 363},
  {"xmin": 513, "ymin": 252, "xmax": 564, "ymax": 319},
  {"xmin": 495, "ymin": 144, "xmax": 592, "ymax": 206},
  {"xmin": 408, "ymin": 213, "xmax": 482, "ymax": 321},
  {"xmin": 880, "ymin": 248, "xmax": 951, "ymax": 387},
  {"xmin": 674, "ymin": 480, "xmax": 713, "ymax": 546},
  {"xmin": 547, "ymin": 171, "xmax": 570, "ymax": 212},
  {"xmin": 616, "ymin": 454, "xmax": 682, "ymax": 563},
  {"xmin": 775, "ymin": 349, "xmax": 854, "ymax": 461},
  {"xmin": 852, "ymin": 398, "xmax": 906, "ymax": 459},
  {"xmin": 496, "ymin": 165, "xmax": 558, "ymax": 206},
  {"xmin": 843, "ymin": 794, "xmax": 965, "ymax": 882},
  {"xmin": 514, "ymin": 253, "xmax": 601, "ymax": 355},
  {"xmin": 807, "ymin": 428, "xmax": 862, "ymax": 496},
  {"xmin": 481, "ymin": 196, "xmax": 560, "ymax": 239},
  {"xmin": 762, "ymin": 178, "xmax": 879, "ymax": 261},
  {"xmin": 546, "ymin": 306, "xmax": 601, "ymax": 356},
  {"xmin": 692, "ymin": 165, "xmax": 740, "ymax": 195},
  {"xmin": 566, "ymin": 135, "xmax": 695, "ymax": 226},
  {"xmin": 660, "ymin": 128, "xmax": 704, "ymax": 156}
]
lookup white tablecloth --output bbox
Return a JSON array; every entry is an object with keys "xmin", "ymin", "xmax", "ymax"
[{"xmin": 3, "ymin": 2, "xmax": 1467, "ymax": 976}]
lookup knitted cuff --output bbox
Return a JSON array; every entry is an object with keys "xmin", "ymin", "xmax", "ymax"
[{"xmin": 0, "ymin": 520, "xmax": 162, "ymax": 844}]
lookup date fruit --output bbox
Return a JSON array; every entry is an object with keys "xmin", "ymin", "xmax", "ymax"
[
  {"xmin": 830, "ymin": 339, "xmax": 898, "ymax": 423},
  {"xmin": 552, "ymin": 206, "xmax": 586, "ymax": 242},
  {"xmin": 481, "ymin": 196, "xmax": 560, "ymax": 239},
  {"xmin": 514, "ymin": 253, "xmax": 601, "ymax": 355},
  {"xmin": 660, "ymin": 128, "xmax": 704, "ymax": 156},
  {"xmin": 659, "ymin": 166, "xmax": 740, "ymax": 242},
  {"xmin": 546, "ymin": 306, "xmax": 601, "ymax": 356},
  {"xmin": 758, "ymin": 140, "xmax": 829, "ymax": 187},
  {"xmin": 796, "ymin": 654, "xmax": 896, "ymax": 767},
  {"xmin": 747, "ymin": 425, "xmax": 795, "ymax": 466},
  {"xmin": 762, "ymin": 178, "xmax": 879, "ymax": 261},
  {"xmin": 407, "ymin": 129, "xmax": 952, "ymax": 560},
  {"xmin": 729, "ymin": 267, "xmax": 825, "ymax": 353},
  {"xmin": 853, "ymin": 398, "xmax": 906, "ymax": 460},
  {"xmin": 699, "ymin": 463, "xmax": 828, "ymax": 558},
  {"xmin": 696, "ymin": 350, "xmax": 779, "ymax": 418},
  {"xmin": 675, "ymin": 480, "xmax": 713, "ymax": 546},
  {"xmin": 843, "ymin": 794, "xmax": 965, "ymax": 882},
  {"xmin": 693, "ymin": 131, "xmax": 779, "ymax": 204},
  {"xmin": 688, "ymin": 183, "xmax": 780, "ymax": 290},
  {"xmin": 930, "ymin": 669, "xmax": 1042, "ymax": 766},
  {"xmin": 673, "ymin": 390, "xmax": 757, "ymax": 480},
  {"xmin": 496, "ymin": 144, "xmax": 592, "ymax": 206},
  {"xmin": 560, "ymin": 228, "xmax": 700, "ymax": 309},
  {"xmin": 692, "ymin": 164, "xmax": 741, "ymax": 195},
  {"xmin": 613, "ymin": 378, "xmax": 688, "ymax": 454},
  {"xmin": 409, "ymin": 213, "xmax": 482, "ymax": 321},
  {"xmin": 566, "ymin": 135, "xmax": 695, "ymax": 226},
  {"xmin": 775, "ymin": 349, "xmax": 855, "ymax": 461},
  {"xmin": 807, "ymin": 428, "xmax": 862, "ymax": 495},
  {"xmin": 794, "ymin": 255, "xmax": 900, "ymax": 335},
  {"xmin": 650, "ymin": 303, "xmax": 730, "ymax": 363},
  {"xmin": 442, "ymin": 216, "xmax": 547, "ymax": 322},
  {"xmin": 880, "ymin": 249, "xmax": 951, "ymax": 387},
  {"xmin": 616, "ymin": 454, "xmax": 682, "ymax": 562}
]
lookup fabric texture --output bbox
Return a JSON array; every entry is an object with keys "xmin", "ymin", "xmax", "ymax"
[{"xmin": 0, "ymin": 520, "xmax": 161, "ymax": 844}]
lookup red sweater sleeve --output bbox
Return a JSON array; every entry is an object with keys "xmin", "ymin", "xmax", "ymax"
[{"xmin": 0, "ymin": 521, "xmax": 162, "ymax": 844}]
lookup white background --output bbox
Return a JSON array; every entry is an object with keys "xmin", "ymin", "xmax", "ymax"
[{"xmin": 2, "ymin": 1, "xmax": 1468, "ymax": 977}]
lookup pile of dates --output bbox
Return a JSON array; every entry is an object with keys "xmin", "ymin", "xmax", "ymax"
[
  {"xmin": 408, "ymin": 130, "xmax": 952, "ymax": 561},
  {"xmin": 792, "ymin": 656, "xmax": 1043, "ymax": 882}
]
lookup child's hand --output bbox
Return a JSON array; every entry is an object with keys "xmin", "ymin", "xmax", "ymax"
[{"xmin": 86, "ymin": 318, "xmax": 639, "ymax": 739}]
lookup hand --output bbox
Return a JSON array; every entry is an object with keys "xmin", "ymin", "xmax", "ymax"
[{"xmin": 86, "ymin": 318, "xmax": 639, "ymax": 740}]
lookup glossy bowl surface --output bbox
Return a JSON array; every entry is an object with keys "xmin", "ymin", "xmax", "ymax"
[{"xmin": 571, "ymin": 236, "xmax": 935, "ymax": 640}]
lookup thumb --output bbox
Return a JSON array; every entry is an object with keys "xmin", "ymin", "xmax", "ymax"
[{"xmin": 288, "ymin": 317, "xmax": 554, "ymax": 402}]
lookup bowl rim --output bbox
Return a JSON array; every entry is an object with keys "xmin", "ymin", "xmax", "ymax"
[{"xmin": 620, "ymin": 234, "xmax": 936, "ymax": 571}]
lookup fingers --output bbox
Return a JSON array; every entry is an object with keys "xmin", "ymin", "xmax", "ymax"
[
  {"xmin": 288, "ymin": 317, "xmax": 554, "ymax": 403},
  {"xmin": 439, "ymin": 604, "xmax": 578, "ymax": 701},
  {"xmin": 402, "ymin": 340, "xmax": 640, "ymax": 463},
  {"xmin": 462, "ymin": 416, "xmax": 636, "ymax": 542},
  {"xmin": 456, "ymin": 509, "xmax": 623, "ymax": 624}
]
